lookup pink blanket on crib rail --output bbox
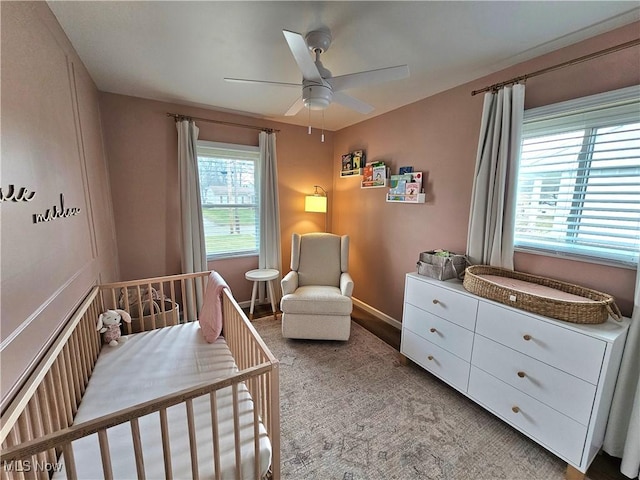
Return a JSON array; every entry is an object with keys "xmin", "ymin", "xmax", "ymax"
[{"xmin": 199, "ymin": 271, "xmax": 229, "ymax": 342}]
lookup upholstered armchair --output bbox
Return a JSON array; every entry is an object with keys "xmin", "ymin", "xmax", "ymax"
[{"xmin": 280, "ymin": 233, "xmax": 353, "ymax": 340}]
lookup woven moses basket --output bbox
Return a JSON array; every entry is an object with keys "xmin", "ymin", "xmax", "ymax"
[{"xmin": 463, "ymin": 265, "xmax": 621, "ymax": 324}]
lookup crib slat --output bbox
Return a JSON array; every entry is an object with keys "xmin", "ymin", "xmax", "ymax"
[
  {"xmin": 81, "ymin": 312, "xmax": 94, "ymax": 386},
  {"xmin": 232, "ymin": 384, "xmax": 242, "ymax": 480},
  {"xmin": 68, "ymin": 333, "xmax": 82, "ymax": 403},
  {"xmin": 62, "ymin": 443, "xmax": 77, "ymax": 480},
  {"xmin": 270, "ymin": 363, "xmax": 281, "ymax": 480},
  {"xmin": 185, "ymin": 399, "xmax": 199, "ymax": 480},
  {"xmin": 147, "ymin": 282, "xmax": 157, "ymax": 330},
  {"xmin": 180, "ymin": 279, "xmax": 189, "ymax": 323},
  {"xmin": 252, "ymin": 376, "xmax": 260, "ymax": 480},
  {"xmin": 16, "ymin": 409, "xmax": 30, "ymax": 448},
  {"xmin": 130, "ymin": 418, "xmax": 146, "ymax": 480},
  {"xmin": 209, "ymin": 392, "xmax": 221, "ymax": 480},
  {"xmin": 157, "ymin": 281, "xmax": 167, "ymax": 328},
  {"xmin": 76, "ymin": 318, "xmax": 89, "ymax": 391},
  {"xmin": 135, "ymin": 285, "xmax": 144, "ymax": 332},
  {"xmin": 159, "ymin": 408, "xmax": 173, "ymax": 480},
  {"xmin": 44, "ymin": 371, "xmax": 62, "ymax": 434},
  {"xmin": 109, "ymin": 288, "xmax": 118, "ymax": 312},
  {"xmin": 119, "ymin": 287, "xmax": 132, "ymax": 334},
  {"xmin": 97, "ymin": 429, "xmax": 113, "ymax": 480},
  {"xmin": 26, "ymin": 401, "xmax": 47, "ymax": 480},
  {"xmin": 60, "ymin": 346, "xmax": 77, "ymax": 416},
  {"xmin": 34, "ymin": 388, "xmax": 56, "ymax": 466},
  {"xmin": 169, "ymin": 281, "xmax": 177, "ymax": 325}
]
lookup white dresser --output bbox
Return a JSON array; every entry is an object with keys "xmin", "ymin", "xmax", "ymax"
[{"xmin": 401, "ymin": 272, "xmax": 629, "ymax": 475}]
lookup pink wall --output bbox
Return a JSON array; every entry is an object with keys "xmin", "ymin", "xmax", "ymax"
[
  {"xmin": 99, "ymin": 93, "xmax": 334, "ymax": 302},
  {"xmin": 333, "ymin": 22, "xmax": 640, "ymax": 320},
  {"xmin": 1, "ymin": 3, "xmax": 119, "ymax": 407}
]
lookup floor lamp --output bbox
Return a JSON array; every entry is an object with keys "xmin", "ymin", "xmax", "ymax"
[{"xmin": 305, "ymin": 185, "xmax": 328, "ymax": 232}]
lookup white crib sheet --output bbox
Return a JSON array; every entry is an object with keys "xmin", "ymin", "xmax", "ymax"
[{"xmin": 55, "ymin": 322, "xmax": 271, "ymax": 479}]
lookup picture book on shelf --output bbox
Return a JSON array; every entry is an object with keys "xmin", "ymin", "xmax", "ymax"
[
  {"xmin": 373, "ymin": 165, "xmax": 386, "ymax": 184},
  {"xmin": 405, "ymin": 182, "xmax": 420, "ymax": 201},
  {"xmin": 352, "ymin": 150, "xmax": 365, "ymax": 170},
  {"xmin": 341, "ymin": 153, "xmax": 354, "ymax": 172},
  {"xmin": 362, "ymin": 165, "xmax": 374, "ymax": 183}
]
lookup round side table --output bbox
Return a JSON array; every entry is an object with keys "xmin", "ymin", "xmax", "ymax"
[{"xmin": 245, "ymin": 268, "xmax": 279, "ymax": 319}]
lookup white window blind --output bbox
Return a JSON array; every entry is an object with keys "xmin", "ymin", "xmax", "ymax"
[
  {"xmin": 515, "ymin": 85, "xmax": 640, "ymax": 267},
  {"xmin": 196, "ymin": 141, "xmax": 260, "ymax": 259}
]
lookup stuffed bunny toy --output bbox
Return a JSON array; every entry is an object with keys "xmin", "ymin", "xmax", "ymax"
[{"xmin": 97, "ymin": 309, "xmax": 132, "ymax": 346}]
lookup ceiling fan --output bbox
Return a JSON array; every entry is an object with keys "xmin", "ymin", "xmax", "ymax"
[{"xmin": 224, "ymin": 29, "xmax": 410, "ymax": 116}]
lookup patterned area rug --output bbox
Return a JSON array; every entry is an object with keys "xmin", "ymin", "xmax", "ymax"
[{"xmin": 252, "ymin": 317, "xmax": 574, "ymax": 480}]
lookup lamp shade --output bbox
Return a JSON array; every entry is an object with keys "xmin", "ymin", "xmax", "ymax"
[{"xmin": 305, "ymin": 195, "xmax": 327, "ymax": 213}]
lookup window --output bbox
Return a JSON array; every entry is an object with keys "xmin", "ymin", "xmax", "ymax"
[
  {"xmin": 515, "ymin": 86, "xmax": 640, "ymax": 267},
  {"xmin": 196, "ymin": 141, "xmax": 260, "ymax": 259}
]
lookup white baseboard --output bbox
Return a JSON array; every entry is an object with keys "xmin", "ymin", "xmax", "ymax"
[
  {"xmin": 243, "ymin": 295, "xmax": 401, "ymax": 329},
  {"xmin": 352, "ymin": 298, "xmax": 401, "ymax": 330}
]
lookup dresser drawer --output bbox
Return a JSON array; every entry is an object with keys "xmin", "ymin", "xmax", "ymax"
[
  {"xmin": 405, "ymin": 276, "xmax": 478, "ymax": 330},
  {"xmin": 476, "ymin": 302, "xmax": 606, "ymax": 384},
  {"xmin": 472, "ymin": 335, "xmax": 597, "ymax": 425},
  {"xmin": 401, "ymin": 329, "xmax": 470, "ymax": 392},
  {"xmin": 403, "ymin": 303, "xmax": 474, "ymax": 361},
  {"xmin": 468, "ymin": 367, "xmax": 587, "ymax": 465}
]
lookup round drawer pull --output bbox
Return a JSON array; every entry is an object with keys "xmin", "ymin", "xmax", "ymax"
[
  {"xmin": 517, "ymin": 371, "xmax": 526, "ymax": 378},
  {"xmin": 429, "ymin": 327, "xmax": 437, "ymax": 333},
  {"xmin": 427, "ymin": 355, "xmax": 434, "ymax": 361},
  {"xmin": 523, "ymin": 334, "xmax": 532, "ymax": 341},
  {"xmin": 512, "ymin": 406, "xmax": 520, "ymax": 414},
  {"xmin": 432, "ymin": 299, "xmax": 439, "ymax": 305}
]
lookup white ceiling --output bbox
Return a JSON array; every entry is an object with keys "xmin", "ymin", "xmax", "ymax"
[{"xmin": 48, "ymin": 1, "xmax": 639, "ymax": 131}]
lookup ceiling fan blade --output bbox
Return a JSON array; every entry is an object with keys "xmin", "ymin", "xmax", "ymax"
[
  {"xmin": 328, "ymin": 65, "xmax": 410, "ymax": 92},
  {"xmin": 224, "ymin": 77, "xmax": 301, "ymax": 88},
  {"xmin": 333, "ymin": 92, "xmax": 374, "ymax": 114},
  {"xmin": 284, "ymin": 96, "xmax": 305, "ymax": 116},
  {"xmin": 282, "ymin": 30, "xmax": 323, "ymax": 83}
]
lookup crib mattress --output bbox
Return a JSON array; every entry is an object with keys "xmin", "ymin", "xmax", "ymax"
[{"xmin": 55, "ymin": 322, "xmax": 271, "ymax": 479}]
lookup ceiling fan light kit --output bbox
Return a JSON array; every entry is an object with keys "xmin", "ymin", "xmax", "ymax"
[{"xmin": 303, "ymin": 84, "xmax": 332, "ymax": 110}]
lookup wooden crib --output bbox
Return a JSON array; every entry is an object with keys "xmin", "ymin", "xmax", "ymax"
[{"xmin": 0, "ymin": 272, "xmax": 280, "ymax": 480}]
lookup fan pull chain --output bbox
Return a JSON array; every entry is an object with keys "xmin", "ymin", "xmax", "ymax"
[
  {"xmin": 308, "ymin": 105, "xmax": 312, "ymax": 135},
  {"xmin": 321, "ymin": 110, "xmax": 325, "ymax": 143}
]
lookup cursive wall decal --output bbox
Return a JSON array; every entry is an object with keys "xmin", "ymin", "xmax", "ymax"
[
  {"xmin": 0, "ymin": 184, "xmax": 36, "ymax": 202},
  {"xmin": 33, "ymin": 194, "xmax": 81, "ymax": 223}
]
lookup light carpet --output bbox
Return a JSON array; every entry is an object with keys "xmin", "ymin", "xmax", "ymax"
[{"xmin": 252, "ymin": 317, "xmax": 587, "ymax": 480}]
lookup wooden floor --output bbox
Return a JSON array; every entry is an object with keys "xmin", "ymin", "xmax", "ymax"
[{"xmin": 245, "ymin": 302, "xmax": 626, "ymax": 480}]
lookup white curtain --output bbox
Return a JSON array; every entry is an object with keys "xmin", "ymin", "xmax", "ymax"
[
  {"xmin": 177, "ymin": 119, "xmax": 207, "ymax": 315},
  {"xmin": 603, "ymin": 263, "xmax": 640, "ymax": 479},
  {"xmin": 258, "ymin": 131, "xmax": 282, "ymax": 306},
  {"xmin": 467, "ymin": 84, "xmax": 525, "ymax": 269}
]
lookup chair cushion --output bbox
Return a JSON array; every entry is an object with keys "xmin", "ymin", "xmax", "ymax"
[
  {"xmin": 297, "ymin": 234, "xmax": 342, "ymax": 287},
  {"xmin": 280, "ymin": 285, "xmax": 352, "ymax": 315}
]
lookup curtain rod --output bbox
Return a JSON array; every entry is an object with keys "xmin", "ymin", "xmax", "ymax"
[
  {"xmin": 166, "ymin": 113, "xmax": 280, "ymax": 133},
  {"xmin": 471, "ymin": 38, "xmax": 640, "ymax": 96}
]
